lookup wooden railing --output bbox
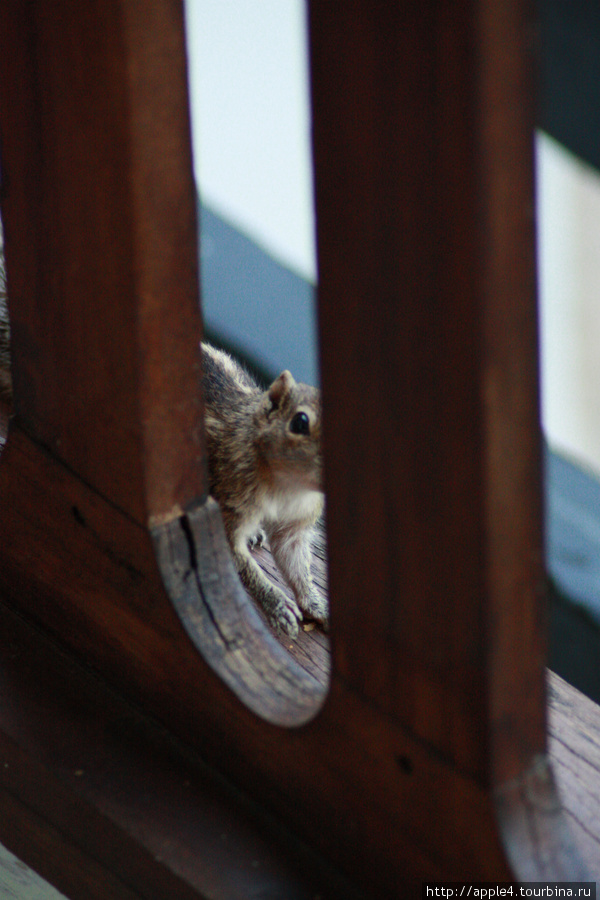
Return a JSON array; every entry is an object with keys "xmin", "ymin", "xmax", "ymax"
[{"xmin": 0, "ymin": 1, "xmax": 594, "ymax": 897}]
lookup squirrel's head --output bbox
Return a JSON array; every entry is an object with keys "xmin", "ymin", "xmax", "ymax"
[{"xmin": 256, "ymin": 370, "xmax": 323, "ymax": 492}]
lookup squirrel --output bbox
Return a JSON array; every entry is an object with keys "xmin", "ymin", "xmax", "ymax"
[{"xmin": 202, "ymin": 342, "xmax": 327, "ymax": 639}]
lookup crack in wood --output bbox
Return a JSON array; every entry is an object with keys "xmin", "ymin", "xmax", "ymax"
[
  {"xmin": 179, "ymin": 512, "xmax": 239, "ymax": 652},
  {"xmin": 152, "ymin": 499, "xmax": 328, "ymax": 726}
]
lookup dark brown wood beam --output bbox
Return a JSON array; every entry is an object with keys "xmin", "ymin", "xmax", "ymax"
[
  {"xmin": 0, "ymin": 0, "xmax": 204, "ymax": 526},
  {"xmin": 0, "ymin": 597, "xmax": 365, "ymax": 900}
]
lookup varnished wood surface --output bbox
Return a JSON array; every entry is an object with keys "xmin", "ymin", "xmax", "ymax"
[
  {"xmin": 0, "ymin": 413, "xmax": 592, "ymax": 893},
  {"xmin": 0, "ymin": 0, "xmax": 205, "ymax": 526},
  {"xmin": 0, "ymin": 424, "xmax": 513, "ymax": 893},
  {"xmin": 170, "ymin": 517, "xmax": 600, "ymax": 893},
  {"xmin": 186, "ymin": 517, "xmax": 600, "ymax": 888},
  {"xmin": 0, "ymin": 507, "xmax": 597, "ymax": 898},
  {"xmin": 309, "ymin": 0, "xmax": 545, "ymax": 789},
  {"xmin": 0, "ymin": 592, "xmax": 367, "ymax": 900}
]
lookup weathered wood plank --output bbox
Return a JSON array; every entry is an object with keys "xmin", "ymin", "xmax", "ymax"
[
  {"xmin": 152, "ymin": 498, "xmax": 327, "ymax": 726},
  {"xmin": 251, "ymin": 522, "xmax": 330, "ymax": 685},
  {"xmin": 0, "ymin": 842, "xmax": 67, "ymax": 900},
  {"xmin": 495, "ymin": 752, "xmax": 589, "ymax": 882},
  {"xmin": 548, "ymin": 671, "xmax": 600, "ymax": 881}
]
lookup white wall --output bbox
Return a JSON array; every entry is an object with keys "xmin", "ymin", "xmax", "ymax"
[
  {"xmin": 537, "ymin": 132, "xmax": 600, "ymax": 477},
  {"xmin": 184, "ymin": 0, "xmax": 316, "ymax": 283}
]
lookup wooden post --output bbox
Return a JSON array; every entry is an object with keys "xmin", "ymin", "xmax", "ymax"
[{"xmin": 0, "ymin": 0, "xmax": 205, "ymax": 526}]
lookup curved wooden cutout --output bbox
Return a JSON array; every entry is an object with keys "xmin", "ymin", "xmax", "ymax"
[
  {"xmin": 153, "ymin": 498, "xmax": 328, "ymax": 727},
  {"xmin": 0, "ymin": 0, "xmax": 328, "ymax": 723}
]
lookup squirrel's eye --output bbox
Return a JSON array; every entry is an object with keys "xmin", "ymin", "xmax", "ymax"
[{"xmin": 290, "ymin": 411, "xmax": 310, "ymax": 435}]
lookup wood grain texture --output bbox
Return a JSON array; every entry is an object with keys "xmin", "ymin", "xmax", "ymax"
[
  {"xmin": 0, "ymin": 598, "xmax": 366, "ymax": 900},
  {"xmin": 0, "ymin": 842, "xmax": 67, "ymax": 900},
  {"xmin": 548, "ymin": 672, "xmax": 600, "ymax": 881},
  {"xmin": 309, "ymin": 0, "xmax": 544, "ymax": 784},
  {"xmin": 0, "ymin": 0, "xmax": 204, "ymax": 526},
  {"xmin": 0, "ymin": 427, "xmax": 516, "ymax": 893},
  {"xmin": 152, "ymin": 498, "xmax": 328, "ymax": 726}
]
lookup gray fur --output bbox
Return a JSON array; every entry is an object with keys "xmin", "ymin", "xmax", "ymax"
[{"xmin": 202, "ymin": 343, "xmax": 327, "ymax": 638}]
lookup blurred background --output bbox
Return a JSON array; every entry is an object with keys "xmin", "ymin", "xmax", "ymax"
[
  {"xmin": 538, "ymin": 132, "xmax": 600, "ymax": 480},
  {"xmin": 184, "ymin": 0, "xmax": 318, "ymax": 385}
]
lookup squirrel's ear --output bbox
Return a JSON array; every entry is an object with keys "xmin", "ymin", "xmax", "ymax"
[{"xmin": 268, "ymin": 370, "xmax": 295, "ymax": 409}]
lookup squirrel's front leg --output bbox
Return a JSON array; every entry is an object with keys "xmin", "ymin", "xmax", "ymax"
[
  {"xmin": 267, "ymin": 525, "xmax": 329, "ymax": 630},
  {"xmin": 232, "ymin": 545, "xmax": 303, "ymax": 638}
]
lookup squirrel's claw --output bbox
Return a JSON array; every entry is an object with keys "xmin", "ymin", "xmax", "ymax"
[{"xmin": 247, "ymin": 529, "xmax": 266, "ymax": 550}]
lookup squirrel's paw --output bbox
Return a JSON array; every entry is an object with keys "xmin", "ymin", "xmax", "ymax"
[
  {"xmin": 298, "ymin": 591, "xmax": 329, "ymax": 632},
  {"xmin": 247, "ymin": 528, "xmax": 266, "ymax": 550},
  {"xmin": 267, "ymin": 593, "xmax": 303, "ymax": 639}
]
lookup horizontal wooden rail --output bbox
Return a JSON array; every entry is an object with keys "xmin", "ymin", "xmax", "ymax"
[{"xmin": 0, "ymin": 593, "xmax": 364, "ymax": 900}]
